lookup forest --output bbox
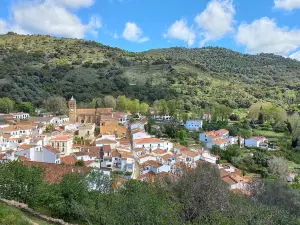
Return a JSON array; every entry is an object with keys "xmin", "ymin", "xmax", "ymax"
[
  {"xmin": 1, "ymin": 161, "xmax": 300, "ymax": 225},
  {"xmin": 0, "ymin": 33, "xmax": 300, "ymax": 112}
]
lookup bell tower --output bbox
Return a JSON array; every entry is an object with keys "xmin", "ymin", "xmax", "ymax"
[{"xmin": 68, "ymin": 96, "xmax": 77, "ymax": 123}]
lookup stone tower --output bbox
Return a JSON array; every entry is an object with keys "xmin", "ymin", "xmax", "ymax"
[{"xmin": 68, "ymin": 96, "xmax": 77, "ymax": 123}]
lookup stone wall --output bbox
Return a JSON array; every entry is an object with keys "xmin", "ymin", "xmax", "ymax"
[{"xmin": 0, "ymin": 199, "xmax": 77, "ymax": 225}]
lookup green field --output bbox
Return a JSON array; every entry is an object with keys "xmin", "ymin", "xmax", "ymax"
[
  {"xmin": 252, "ymin": 129, "xmax": 285, "ymax": 141},
  {"xmin": 0, "ymin": 203, "xmax": 53, "ymax": 225}
]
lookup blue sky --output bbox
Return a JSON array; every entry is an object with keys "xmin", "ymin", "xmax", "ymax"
[{"xmin": 0, "ymin": 0, "xmax": 300, "ymax": 59}]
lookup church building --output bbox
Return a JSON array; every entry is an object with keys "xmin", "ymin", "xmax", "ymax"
[{"xmin": 68, "ymin": 97, "xmax": 113, "ymax": 124}]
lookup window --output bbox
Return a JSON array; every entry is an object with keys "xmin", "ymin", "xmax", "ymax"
[{"xmin": 62, "ymin": 148, "xmax": 64, "ymax": 152}]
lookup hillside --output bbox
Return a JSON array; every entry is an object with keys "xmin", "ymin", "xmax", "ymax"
[{"xmin": 1, "ymin": 33, "xmax": 300, "ymax": 109}]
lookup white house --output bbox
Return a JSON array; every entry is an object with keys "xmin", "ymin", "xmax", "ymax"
[
  {"xmin": 130, "ymin": 121, "xmax": 147, "ymax": 130},
  {"xmin": 227, "ymin": 136, "xmax": 244, "ymax": 147},
  {"xmin": 244, "ymin": 136, "xmax": 267, "ymax": 148},
  {"xmin": 180, "ymin": 150, "xmax": 201, "ymax": 165},
  {"xmin": 49, "ymin": 136, "xmax": 73, "ymax": 155},
  {"xmin": 133, "ymin": 138, "xmax": 173, "ymax": 151},
  {"xmin": 95, "ymin": 138, "xmax": 118, "ymax": 149},
  {"xmin": 200, "ymin": 151, "xmax": 219, "ymax": 164},
  {"xmin": 151, "ymin": 114, "xmax": 172, "ymax": 121},
  {"xmin": 142, "ymin": 160, "xmax": 170, "ymax": 174},
  {"xmin": 72, "ymin": 152, "xmax": 96, "ymax": 161},
  {"xmin": 199, "ymin": 129, "xmax": 229, "ymax": 149},
  {"xmin": 15, "ymin": 144, "xmax": 60, "ymax": 164},
  {"xmin": 131, "ymin": 129, "xmax": 151, "ymax": 140},
  {"xmin": 113, "ymin": 112, "xmax": 129, "ymax": 125},
  {"xmin": 184, "ymin": 120, "xmax": 203, "ymax": 131},
  {"xmin": 10, "ymin": 112, "xmax": 30, "ymax": 120},
  {"xmin": 138, "ymin": 154, "xmax": 157, "ymax": 164}
]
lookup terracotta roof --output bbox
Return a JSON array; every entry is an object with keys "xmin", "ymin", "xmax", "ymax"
[
  {"xmin": 251, "ymin": 136, "xmax": 266, "ymax": 141},
  {"xmin": 161, "ymin": 153, "xmax": 175, "ymax": 161},
  {"xmin": 216, "ymin": 129, "xmax": 229, "ymax": 135},
  {"xmin": 17, "ymin": 155, "xmax": 31, "ymax": 161},
  {"xmin": 181, "ymin": 150, "xmax": 199, "ymax": 158},
  {"xmin": 143, "ymin": 160, "xmax": 161, "ymax": 168},
  {"xmin": 222, "ymin": 176, "xmax": 238, "ymax": 185},
  {"xmin": 139, "ymin": 154, "xmax": 155, "ymax": 159},
  {"xmin": 77, "ymin": 108, "xmax": 113, "ymax": 115},
  {"xmin": 82, "ymin": 146, "xmax": 101, "ymax": 158},
  {"xmin": 174, "ymin": 145, "xmax": 189, "ymax": 151},
  {"xmin": 1, "ymin": 134, "xmax": 12, "ymax": 139},
  {"xmin": 131, "ymin": 129, "xmax": 146, "ymax": 134},
  {"xmin": 219, "ymin": 168, "xmax": 230, "ymax": 178},
  {"xmin": 138, "ymin": 171, "xmax": 156, "ymax": 182},
  {"xmin": 43, "ymin": 145, "xmax": 59, "ymax": 154},
  {"xmin": 134, "ymin": 138, "xmax": 162, "ymax": 144},
  {"xmin": 103, "ymin": 145, "xmax": 112, "ymax": 152},
  {"xmin": 19, "ymin": 144, "xmax": 36, "ymax": 150},
  {"xmin": 119, "ymin": 139, "xmax": 130, "ymax": 144},
  {"xmin": 120, "ymin": 151, "xmax": 134, "ymax": 159},
  {"xmin": 96, "ymin": 138, "xmax": 117, "ymax": 144},
  {"xmin": 60, "ymin": 156, "xmax": 77, "ymax": 165},
  {"xmin": 133, "ymin": 148, "xmax": 144, "ymax": 152},
  {"xmin": 73, "ymin": 151, "xmax": 90, "ymax": 156},
  {"xmin": 23, "ymin": 161, "xmax": 92, "ymax": 184},
  {"xmin": 214, "ymin": 139, "xmax": 228, "ymax": 145},
  {"xmin": 152, "ymin": 148, "xmax": 166, "ymax": 155},
  {"xmin": 111, "ymin": 150, "xmax": 121, "ymax": 157},
  {"xmin": 51, "ymin": 136, "xmax": 71, "ymax": 141}
]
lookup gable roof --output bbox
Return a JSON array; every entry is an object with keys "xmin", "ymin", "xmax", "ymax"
[
  {"xmin": 60, "ymin": 156, "xmax": 77, "ymax": 165},
  {"xmin": 43, "ymin": 145, "xmax": 59, "ymax": 154},
  {"xmin": 23, "ymin": 161, "xmax": 92, "ymax": 184},
  {"xmin": 77, "ymin": 108, "xmax": 113, "ymax": 115},
  {"xmin": 51, "ymin": 136, "xmax": 71, "ymax": 141},
  {"xmin": 134, "ymin": 138, "xmax": 162, "ymax": 144},
  {"xmin": 96, "ymin": 138, "xmax": 117, "ymax": 144}
]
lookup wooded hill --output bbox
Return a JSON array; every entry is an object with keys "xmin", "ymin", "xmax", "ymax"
[{"xmin": 1, "ymin": 33, "xmax": 300, "ymax": 109}]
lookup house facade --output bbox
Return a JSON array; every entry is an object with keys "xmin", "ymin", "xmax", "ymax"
[
  {"xmin": 49, "ymin": 136, "xmax": 73, "ymax": 155},
  {"xmin": 184, "ymin": 120, "xmax": 203, "ymax": 131}
]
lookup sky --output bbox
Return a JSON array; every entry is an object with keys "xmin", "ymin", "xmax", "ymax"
[{"xmin": 0, "ymin": 0, "xmax": 300, "ymax": 60}]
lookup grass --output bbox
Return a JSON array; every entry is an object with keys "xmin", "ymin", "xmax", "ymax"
[
  {"xmin": 252, "ymin": 129, "xmax": 285, "ymax": 138},
  {"xmin": 286, "ymin": 160, "xmax": 300, "ymax": 171},
  {"xmin": 0, "ymin": 203, "xmax": 54, "ymax": 225}
]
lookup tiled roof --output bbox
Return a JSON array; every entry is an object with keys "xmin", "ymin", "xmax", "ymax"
[
  {"xmin": 103, "ymin": 145, "xmax": 112, "ymax": 152},
  {"xmin": 96, "ymin": 138, "xmax": 117, "ymax": 144},
  {"xmin": 51, "ymin": 136, "xmax": 71, "ymax": 141},
  {"xmin": 143, "ymin": 160, "xmax": 161, "ymax": 168},
  {"xmin": 19, "ymin": 144, "xmax": 36, "ymax": 150},
  {"xmin": 73, "ymin": 151, "xmax": 90, "ymax": 156},
  {"xmin": 222, "ymin": 176, "xmax": 238, "ymax": 185},
  {"xmin": 181, "ymin": 150, "xmax": 199, "ymax": 158},
  {"xmin": 43, "ymin": 145, "xmax": 59, "ymax": 154},
  {"xmin": 174, "ymin": 145, "xmax": 189, "ymax": 151},
  {"xmin": 23, "ymin": 161, "xmax": 92, "ymax": 184},
  {"xmin": 60, "ymin": 156, "xmax": 77, "ymax": 165},
  {"xmin": 77, "ymin": 108, "xmax": 113, "ymax": 115},
  {"xmin": 214, "ymin": 139, "xmax": 228, "ymax": 145},
  {"xmin": 152, "ymin": 148, "xmax": 166, "ymax": 155},
  {"xmin": 161, "ymin": 154, "xmax": 175, "ymax": 161},
  {"xmin": 134, "ymin": 138, "xmax": 162, "ymax": 144}
]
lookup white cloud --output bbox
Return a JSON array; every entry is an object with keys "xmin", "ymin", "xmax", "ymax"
[
  {"xmin": 0, "ymin": 0, "xmax": 101, "ymax": 39},
  {"xmin": 274, "ymin": 0, "xmax": 300, "ymax": 11},
  {"xmin": 0, "ymin": 19, "xmax": 8, "ymax": 34},
  {"xmin": 195, "ymin": 0, "xmax": 235, "ymax": 46},
  {"xmin": 290, "ymin": 51, "xmax": 300, "ymax": 60},
  {"xmin": 163, "ymin": 19, "xmax": 195, "ymax": 47},
  {"xmin": 122, "ymin": 22, "xmax": 149, "ymax": 43},
  {"xmin": 52, "ymin": 0, "xmax": 95, "ymax": 9},
  {"xmin": 236, "ymin": 17, "xmax": 300, "ymax": 56}
]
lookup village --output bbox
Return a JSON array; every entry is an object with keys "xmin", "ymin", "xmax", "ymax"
[{"xmin": 0, "ymin": 96, "xmax": 295, "ymax": 194}]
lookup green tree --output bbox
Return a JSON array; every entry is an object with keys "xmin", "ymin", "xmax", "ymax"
[
  {"xmin": 17, "ymin": 102, "xmax": 35, "ymax": 114},
  {"xmin": 0, "ymin": 97, "xmax": 15, "ymax": 114},
  {"xmin": 103, "ymin": 95, "xmax": 116, "ymax": 109},
  {"xmin": 43, "ymin": 96, "xmax": 68, "ymax": 115},
  {"xmin": 139, "ymin": 102, "xmax": 149, "ymax": 115},
  {"xmin": 75, "ymin": 160, "xmax": 85, "ymax": 167},
  {"xmin": 267, "ymin": 156, "xmax": 289, "ymax": 181},
  {"xmin": 116, "ymin": 95, "xmax": 128, "ymax": 111}
]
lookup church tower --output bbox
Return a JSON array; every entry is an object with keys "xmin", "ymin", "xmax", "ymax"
[{"xmin": 68, "ymin": 96, "xmax": 77, "ymax": 123}]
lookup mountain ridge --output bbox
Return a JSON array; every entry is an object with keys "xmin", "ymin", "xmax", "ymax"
[{"xmin": 0, "ymin": 33, "xmax": 300, "ymax": 110}]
